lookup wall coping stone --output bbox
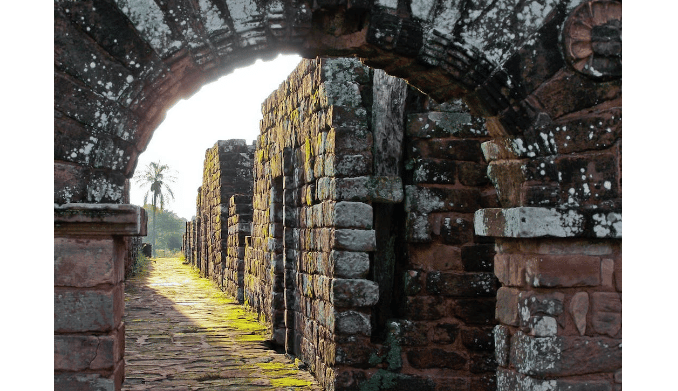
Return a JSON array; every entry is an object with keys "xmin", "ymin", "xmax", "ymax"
[
  {"xmin": 474, "ymin": 207, "xmax": 621, "ymax": 239},
  {"xmin": 55, "ymin": 203, "xmax": 147, "ymax": 237}
]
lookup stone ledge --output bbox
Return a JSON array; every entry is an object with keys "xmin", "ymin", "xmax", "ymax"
[
  {"xmin": 474, "ymin": 207, "xmax": 621, "ymax": 238},
  {"xmin": 55, "ymin": 203, "xmax": 147, "ymax": 237}
]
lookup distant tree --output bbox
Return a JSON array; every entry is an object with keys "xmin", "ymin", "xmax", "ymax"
[
  {"xmin": 142, "ymin": 205, "xmax": 186, "ymax": 254},
  {"xmin": 135, "ymin": 161, "xmax": 176, "ymax": 256}
]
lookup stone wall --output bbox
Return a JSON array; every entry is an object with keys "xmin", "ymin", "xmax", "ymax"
[
  {"xmin": 239, "ymin": 57, "xmax": 503, "ymax": 390},
  {"xmin": 225, "ymin": 195, "xmax": 253, "ymax": 303},
  {"xmin": 179, "ymin": 55, "xmax": 622, "ymax": 391},
  {"xmin": 54, "ymin": 205, "xmax": 146, "ymax": 390},
  {"xmin": 184, "ymin": 140, "xmax": 254, "ymax": 285}
]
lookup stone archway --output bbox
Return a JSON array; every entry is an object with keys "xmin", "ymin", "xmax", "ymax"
[{"xmin": 54, "ymin": 1, "xmax": 621, "ymax": 390}]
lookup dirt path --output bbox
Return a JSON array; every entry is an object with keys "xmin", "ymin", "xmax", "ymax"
[{"xmin": 123, "ymin": 257, "xmax": 322, "ymax": 391}]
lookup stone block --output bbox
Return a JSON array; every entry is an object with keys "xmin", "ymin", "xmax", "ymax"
[
  {"xmin": 494, "ymin": 325, "xmax": 511, "ymax": 367},
  {"xmin": 406, "ymin": 112, "xmax": 473, "ymax": 138},
  {"xmin": 404, "ymin": 296, "xmax": 445, "ymax": 320},
  {"xmin": 591, "ymin": 292, "xmax": 621, "ymax": 337},
  {"xmin": 335, "ymin": 310, "xmax": 371, "ymax": 336},
  {"xmin": 332, "ymin": 279, "xmax": 379, "ymax": 307},
  {"xmin": 601, "ymin": 259, "xmax": 614, "ymax": 288},
  {"xmin": 332, "ymin": 176, "xmax": 404, "ymax": 203},
  {"xmin": 461, "ymin": 326, "xmax": 495, "ymax": 351},
  {"xmin": 431, "ymin": 323, "xmax": 459, "ymax": 344},
  {"xmin": 406, "ymin": 212, "xmax": 431, "ymax": 242},
  {"xmin": 54, "ymin": 285, "xmax": 123, "ymax": 332},
  {"xmin": 54, "ymin": 326, "xmax": 123, "ymax": 371},
  {"xmin": 496, "ymin": 287, "xmax": 520, "ymax": 326},
  {"xmin": 510, "ymin": 332, "xmax": 621, "ymax": 376},
  {"xmin": 470, "ymin": 352, "xmax": 497, "ymax": 374},
  {"xmin": 455, "ymin": 298, "xmax": 496, "ymax": 325},
  {"xmin": 426, "ymin": 272, "xmax": 498, "ymax": 297},
  {"xmin": 458, "ymin": 161, "xmax": 490, "ymax": 186},
  {"xmin": 525, "ymin": 255, "xmax": 601, "ymax": 287},
  {"xmin": 407, "ymin": 138, "xmax": 483, "ymax": 161},
  {"xmin": 402, "ymin": 270, "xmax": 423, "ymax": 296},
  {"xmin": 54, "ymin": 372, "xmax": 116, "ymax": 391},
  {"xmin": 326, "ymin": 154, "xmax": 373, "ymax": 177},
  {"xmin": 461, "ymin": 244, "xmax": 495, "ymax": 272},
  {"xmin": 332, "ymin": 201, "xmax": 373, "ymax": 229},
  {"xmin": 474, "ymin": 207, "xmax": 586, "ymax": 238},
  {"xmin": 54, "ymin": 237, "xmax": 122, "ymax": 287},
  {"xmin": 411, "ymin": 158, "xmax": 457, "ymax": 184},
  {"xmin": 330, "ymin": 251, "xmax": 370, "ymax": 278},
  {"xmin": 406, "ymin": 348, "xmax": 467, "ymax": 369},
  {"xmin": 496, "ymin": 368, "xmax": 612, "ymax": 391},
  {"xmin": 406, "ymin": 185, "xmax": 480, "ymax": 214},
  {"xmin": 333, "ymin": 229, "xmax": 376, "ymax": 251},
  {"xmin": 494, "ymin": 254, "xmax": 526, "ymax": 287},
  {"xmin": 409, "ymin": 242, "xmax": 462, "ymax": 271},
  {"xmin": 569, "ymin": 292, "xmax": 589, "ymax": 336},
  {"xmin": 433, "ymin": 215, "xmax": 474, "ymax": 245}
]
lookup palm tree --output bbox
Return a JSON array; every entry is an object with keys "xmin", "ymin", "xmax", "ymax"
[{"xmin": 135, "ymin": 161, "xmax": 176, "ymax": 257}]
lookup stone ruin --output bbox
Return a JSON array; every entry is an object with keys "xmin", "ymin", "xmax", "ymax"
[
  {"xmin": 54, "ymin": 1, "xmax": 622, "ymax": 390},
  {"xmin": 182, "ymin": 57, "xmax": 620, "ymax": 391}
]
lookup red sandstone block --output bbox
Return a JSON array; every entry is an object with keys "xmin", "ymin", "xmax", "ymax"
[
  {"xmin": 54, "ymin": 325, "xmax": 123, "ymax": 371},
  {"xmin": 406, "ymin": 347, "xmax": 467, "ymax": 369},
  {"xmin": 525, "ymin": 255, "xmax": 601, "ymax": 287},
  {"xmin": 409, "ymin": 243, "xmax": 463, "ymax": 271},
  {"xmin": 494, "ymin": 254, "xmax": 526, "ymax": 287},
  {"xmin": 54, "ymin": 285, "xmax": 123, "ymax": 332},
  {"xmin": 591, "ymin": 292, "xmax": 622, "ymax": 337},
  {"xmin": 496, "ymin": 287, "xmax": 520, "ymax": 326},
  {"xmin": 54, "ymin": 237, "xmax": 123, "ymax": 287},
  {"xmin": 614, "ymin": 256, "xmax": 622, "ymax": 292}
]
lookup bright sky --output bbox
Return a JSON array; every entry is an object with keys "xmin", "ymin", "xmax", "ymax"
[{"xmin": 130, "ymin": 54, "xmax": 302, "ymax": 221}]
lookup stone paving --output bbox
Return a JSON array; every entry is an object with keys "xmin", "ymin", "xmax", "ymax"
[{"xmin": 123, "ymin": 257, "xmax": 323, "ymax": 391}]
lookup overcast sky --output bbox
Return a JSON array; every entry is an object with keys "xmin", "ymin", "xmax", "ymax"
[{"xmin": 130, "ymin": 54, "xmax": 302, "ymax": 220}]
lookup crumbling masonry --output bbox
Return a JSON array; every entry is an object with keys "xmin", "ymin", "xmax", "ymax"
[
  {"xmin": 54, "ymin": 1, "xmax": 621, "ymax": 390},
  {"xmin": 183, "ymin": 57, "xmax": 620, "ymax": 391}
]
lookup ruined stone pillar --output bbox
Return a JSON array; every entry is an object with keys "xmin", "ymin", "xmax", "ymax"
[
  {"xmin": 475, "ymin": 208, "xmax": 621, "ymax": 390},
  {"xmin": 54, "ymin": 204, "xmax": 146, "ymax": 391}
]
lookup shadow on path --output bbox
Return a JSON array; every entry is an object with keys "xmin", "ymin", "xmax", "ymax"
[{"xmin": 123, "ymin": 257, "xmax": 322, "ymax": 391}]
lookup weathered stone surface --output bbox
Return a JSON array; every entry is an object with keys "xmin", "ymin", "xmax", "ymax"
[
  {"xmin": 426, "ymin": 272, "xmax": 498, "ymax": 297},
  {"xmin": 454, "ymin": 298, "xmax": 497, "ymax": 325},
  {"xmin": 329, "ymin": 251, "xmax": 370, "ymax": 278},
  {"xmin": 570, "ymin": 292, "xmax": 589, "ymax": 336},
  {"xmin": 332, "ymin": 279, "xmax": 379, "ymax": 307},
  {"xmin": 54, "ymin": 327, "xmax": 123, "ymax": 371},
  {"xmin": 333, "ymin": 229, "xmax": 376, "ymax": 251},
  {"xmin": 510, "ymin": 332, "xmax": 622, "ymax": 376},
  {"xmin": 524, "ymin": 255, "xmax": 601, "ymax": 287},
  {"xmin": 496, "ymin": 287, "xmax": 520, "ymax": 326},
  {"xmin": 335, "ymin": 310, "xmax": 371, "ymax": 336},
  {"xmin": 54, "ymin": 285, "xmax": 123, "ymax": 332},
  {"xmin": 406, "ymin": 348, "xmax": 467, "ymax": 369},
  {"xmin": 332, "ymin": 201, "xmax": 373, "ymax": 229},
  {"xmin": 591, "ymin": 292, "xmax": 621, "ymax": 337},
  {"xmin": 54, "ymin": 237, "xmax": 122, "ymax": 287},
  {"xmin": 494, "ymin": 325, "xmax": 511, "ymax": 367}
]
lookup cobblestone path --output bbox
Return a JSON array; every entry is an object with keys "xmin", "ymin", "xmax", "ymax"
[{"xmin": 123, "ymin": 257, "xmax": 322, "ymax": 391}]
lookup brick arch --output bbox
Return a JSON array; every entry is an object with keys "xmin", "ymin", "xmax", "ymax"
[{"xmin": 53, "ymin": 0, "xmax": 598, "ymax": 206}]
